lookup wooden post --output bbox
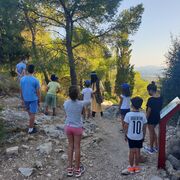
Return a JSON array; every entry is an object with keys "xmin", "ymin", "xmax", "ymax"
[{"xmin": 158, "ymin": 104, "xmax": 180, "ymax": 169}]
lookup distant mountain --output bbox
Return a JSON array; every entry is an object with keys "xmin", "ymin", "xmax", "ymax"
[{"xmin": 135, "ymin": 65, "xmax": 164, "ymax": 81}]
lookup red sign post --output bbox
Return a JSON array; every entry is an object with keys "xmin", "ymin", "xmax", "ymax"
[{"xmin": 158, "ymin": 98, "xmax": 180, "ymax": 169}]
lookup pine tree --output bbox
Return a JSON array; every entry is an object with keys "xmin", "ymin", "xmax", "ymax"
[
  {"xmin": 161, "ymin": 37, "xmax": 180, "ymax": 104},
  {"xmin": 115, "ymin": 32, "xmax": 135, "ymax": 95}
]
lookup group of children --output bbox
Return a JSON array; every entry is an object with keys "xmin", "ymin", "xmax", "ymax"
[
  {"xmin": 119, "ymin": 82, "xmax": 163, "ymax": 174},
  {"xmin": 18, "ymin": 62, "xmax": 163, "ymax": 177}
]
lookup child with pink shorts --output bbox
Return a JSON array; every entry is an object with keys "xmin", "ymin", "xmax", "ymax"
[{"xmin": 64, "ymin": 85, "xmax": 90, "ymax": 177}]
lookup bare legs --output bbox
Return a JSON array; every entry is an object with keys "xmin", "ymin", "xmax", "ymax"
[
  {"xmin": 67, "ymin": 134, "xmax": 82, "ymax": 170},
  {"xmin": 129, "ymin": 148, "xmax": 140, "ymax": 167},
  {"xmin": 148, "ymin": 125, "xmax": 158, "ymax": 149},
  {"xmin": 74, "ymin": 135, "xmax": 81, "ymax": 170},
  {"xmin": 67, "ymin": 134, "xmax": 74, "ymax": 168},
  {"xmin": 28, "ymin": 111, "xmax": 35, "ymax": 128}
]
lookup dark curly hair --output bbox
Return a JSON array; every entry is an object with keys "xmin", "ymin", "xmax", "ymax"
[
  {"xmin": 69, "ymin": 86, "xmax": 79, "ymax": 101},
  {"xmin": 147, "ymin": 81, "xmax": 157, "ymax": 92}
]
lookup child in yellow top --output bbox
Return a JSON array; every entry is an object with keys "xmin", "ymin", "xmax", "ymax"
[{"xmin": 45, "ymin": 74, "xmax": 60, "ymax": 116}]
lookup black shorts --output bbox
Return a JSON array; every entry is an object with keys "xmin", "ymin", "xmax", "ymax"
[
  {"xmin": 147, "ymin": 119, "xmax": 159, "ymax": 126},
  {"xmin": 120, "ymin": 109, "xmax": 130, "ymax": 116},
  {"xmin": 127, "ymin": 138, "xmax": 143, "ymax": 149}
]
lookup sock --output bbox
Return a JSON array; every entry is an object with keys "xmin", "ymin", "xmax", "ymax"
[{"xmin": 28, "ymin": 128, "xmax": 33, "ymax": 133}]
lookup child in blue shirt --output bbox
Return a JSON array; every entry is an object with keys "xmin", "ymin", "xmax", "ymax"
[{"xmin": 20, "ymin": 64, "xmax": 41, "ymax": 134}]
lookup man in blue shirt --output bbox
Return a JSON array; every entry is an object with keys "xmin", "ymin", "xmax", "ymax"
[
  {"xmin": 20, "ymin": 64, "xmax": 41, "ymax": 134},
  {"xmin": 16, "ymin": 56, "xmax": 29, "ymax": 81}
]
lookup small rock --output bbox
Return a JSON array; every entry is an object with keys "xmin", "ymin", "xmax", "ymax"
[
  {"xmin": 166, "ymin": 160, "xmax": 175, "ymax": 175},
  {"xmin": 37, "ymin": 142, "xmax": 52, "ymax": 154},
  {"xmin": 47, "ymin": 173, "xmax": 52, "ymax": 177},
  {"xmin": 61, "ymin": 153, "xmax": 68, "ymax": 161},
  {"xmin": 18, "ymin": 167, "xmax": 33, "ymax": 177},
  {"xmin": 55, "ymin": 149, "xmax": 64, "ymax": 153},
  {"xmin": 34, "ymin": 161, "xmax": 43, "ymax": 168},
  {"xmin": 22, "ymin": 145, "xmax": 29, "ymax": 149},
  {"xmin": 6, "ymin": 146, "xmax": 19, "ymax": 155},
  {"xmin": 150, "ymin": 175, "xmax": 163, "ymax": 180}
]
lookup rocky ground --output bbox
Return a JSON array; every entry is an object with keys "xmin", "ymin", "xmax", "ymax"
[{"xmin": 0, "ymin": 95, "xmax": 178, "ymax": 180}]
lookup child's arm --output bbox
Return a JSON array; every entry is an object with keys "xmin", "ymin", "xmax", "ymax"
[
  {"xmin": 143, "ymin": 123, "xmax": 147, "ymax": 140},
  {"xmin": 146, "ymin": 107, "xmax": 151, "ymax": 119},
  {"xmin": 119, "ymin": 96, "xmax": 123, "ymax": 108},
  {"xmin": 56, "ymin": 84, "xmax": 61, "ymax": 93},
  {"xmin": 124, "ymin": 122, "xmax": 128, "ymax": 141},
  {"xmin": 37, "ymin": 88, "xmax": 41, "ymax": 106}
]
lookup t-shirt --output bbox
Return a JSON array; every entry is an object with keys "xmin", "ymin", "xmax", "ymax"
[
  {"xmin": 47, "ymin": 81, "xmax": 60, "ymax": 95},
  {"xmin": 120, "ymin": 95, "xmax": 131, "ymax": 110},
  {"xmin": 64, "ymin": 100, "xmax": 90, "ymax": 128},
  {"xmin": 124, "ymin": 111, "xmax": 147, "ymax": 140},
  {"xmin": 146, "ymin": 96, "xmax": 163, "ymax": 124},
  {"xmin": 20, "ymin": 75, "xmax": 40, "ymax": 102},
  {"xmin": 81, "ymin": 88, "xmax": 93, "ymax": 101},
  {"xmin": 16, "ymin": 62, "xmax": 26, "ymax": 75}
]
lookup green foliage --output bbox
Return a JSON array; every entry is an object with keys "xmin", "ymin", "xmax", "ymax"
[
  {"xmin": 0, "ymin": 73, "xmax": 19, "ymax": 95},
  {"xmin": 0, "ymin": 0, "xmax": 27, "ymax": 69},
  {"xmin": 104, "ymin": 92, "xmax": 118, "ymax": 104},
  {"xmin": 132, "ymin": 72, "xmax": 149, "ymax": 109},
  {"xmin": 115, "ymin": 33, "xmax": 135, "ymax": 95},
  {"xmin": 160, "ymin": 37, "xmax": 180, "ymax": 105},
  {"xmin": 104, "ymin": 80, "xmax": 112, "ymax": 95},
  {"xmin": 0, "ymin": 119, "xmax": 5, "ymax": 142}
]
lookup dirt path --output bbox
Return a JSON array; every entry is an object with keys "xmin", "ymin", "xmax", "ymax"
[{"xmin": 0, "ymin": 97, "xmax": 167, "ymax": 180}]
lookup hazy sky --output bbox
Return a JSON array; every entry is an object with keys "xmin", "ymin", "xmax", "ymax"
[{"xmin": 119, "ymin": 0, "xmax": 180, "ymax": 67}]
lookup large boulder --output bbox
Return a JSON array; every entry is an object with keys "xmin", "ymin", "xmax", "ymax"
[
  {"xmin": 42, "ymin": 124, "xmax": 65, "ymax": 139},
  {"xmin": 103, "ymin": 105, "xmax": 119, "ymax": 119},
  {"xmin": 37, "ymin": 142, "xmax": 52, "ymax": 154},
  {"xmin": 168, "ymin": 154, "xmax": 180, "ymax": 170}
]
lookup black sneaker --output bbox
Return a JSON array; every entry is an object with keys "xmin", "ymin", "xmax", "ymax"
[{"xmin": 28, "ymin": 128, "xmax": 37, "ymax": 134}]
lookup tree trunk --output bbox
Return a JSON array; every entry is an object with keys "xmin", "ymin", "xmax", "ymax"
[
  {"xmin": 23, "ymin": 8, "xmax": 49, "ymax": 83},
  {"xmin": 65, "ymin": 15, "xmax": 77, "ymax": 85}
]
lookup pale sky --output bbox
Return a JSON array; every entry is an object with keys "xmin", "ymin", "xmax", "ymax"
[{"xmin": 119, "ymin": 0, "xmax": 180, "ymax": 67}]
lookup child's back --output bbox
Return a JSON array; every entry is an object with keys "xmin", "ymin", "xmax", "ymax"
[
  {"xmin": 64, "ymin": 100, "xmax": 88, "ymax": 127},
  {"xmin": 120, "ymin": 95, "xmax": 131, "ymax": 110},
  {"xmin": 82, "ymin": 87, "xmax": 92, "ymax": 101},
  {"xmin": 125, "ymin": 111, "xmax": 147, "ymax": 140},
  {"xmin": 47, "ymin": 81, "xmax": 60, "ymax": 95}
]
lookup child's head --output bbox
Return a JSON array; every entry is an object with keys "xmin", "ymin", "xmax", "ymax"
[
  {"xmin": 69, "ymin": 85, "xmax": 79, "ymax": 101},
  {"xmin": 27, "ymin": 64, "xmax": 35, "ymax": 74},
  {"xmin": 147, "ymin": 81, "xmax": 157, "ymax": 96},
  {"xmin": 131, "ymin": 96, "xmax": 143, "ymax": 110},
  {"xmin": 84, "ymin": 80, "xmax": 91, "ymax": 88},
  {"xmin": 121, "ymin": 83, "xmax": 130, "ymax": 97},
  {"xmin": 51, "ymin": 74, "xmax": 58, "ymax": 81}
]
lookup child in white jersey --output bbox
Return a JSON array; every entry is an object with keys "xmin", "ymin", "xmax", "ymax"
[
  {"xmin": 123, "ymin": 97, "xmax": 147, "ymax": 174},
  {"xmin": 81, "ymin": 80, "xmax": 93, "ymax": 119},
  {"xmin": 119, "ymin": 83, "xmax": 131, "ymax": 130},
  {"xmin": 64, "ymin": 86, "xmax": 90, "ymax": 177}
]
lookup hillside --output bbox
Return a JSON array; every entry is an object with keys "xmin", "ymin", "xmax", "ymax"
[{"xmin": 135, "ymin": 66, "xmax": 164, "ymax": 81}]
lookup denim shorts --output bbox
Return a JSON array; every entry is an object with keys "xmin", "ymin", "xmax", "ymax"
[
  {"xmin": 120, "ymin": 109, "xmax": 130, "ymax": 116},
  {"xmin": 24, "ymin": 100, "xmax": 38, "ymax": 114}
]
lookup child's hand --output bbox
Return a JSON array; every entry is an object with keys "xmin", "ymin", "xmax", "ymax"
[{"xmin": 124, "ymin": 135, "xmax": 127, "ymax": 142}]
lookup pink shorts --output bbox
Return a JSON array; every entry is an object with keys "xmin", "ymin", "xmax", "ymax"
[{"xmin": 64, "ymin": 126, "xmax": 83, "ymax": 136}]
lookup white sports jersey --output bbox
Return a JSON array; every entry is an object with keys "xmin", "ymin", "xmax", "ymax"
[
  {"xmin": 120, "ymin": 95, "xmax": 131, "ymax": 109},
  {"xmin": 81, "ymin": 88, "xmax": 93, "ymax": 101},
  {"xmin": 124, "ymin": 111, "xmax": 147, "ymax": 140}
]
